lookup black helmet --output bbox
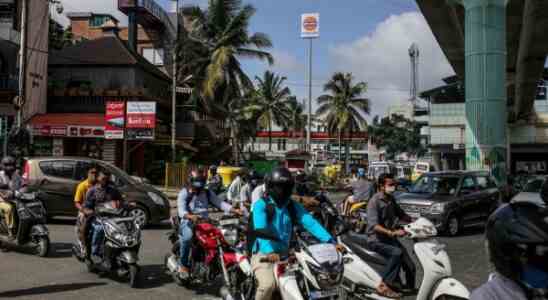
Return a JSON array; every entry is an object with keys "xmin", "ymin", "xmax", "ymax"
[
  {"xmin": 209, "ymin": 165, "xmax": 218, "ymax": 171},
  {"xmin": 486, "ymin": 202, "xmax": 548, "ymax": 293},
  {"xmin": 1, "ymin": 156, "xmax": 16, "ymax": 173},
  {"xmin": 248, "ymin": 170, "xmax": 263, "ymax": 187},
  {"xmin": 189, "ymin": 174, "xmax": 206, "ymax": 191},
  {"xmin": 265, "ymin": 167, "xmax": 294, "ymax": 206}
]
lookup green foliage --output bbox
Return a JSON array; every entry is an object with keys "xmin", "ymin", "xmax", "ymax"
[
  {"xmin": 368, "ymin": 114, "xmax": 426, "ymax": 159},
  {"xmin": 49, "ymin": 19, "xmax": 73, "ymax": 50}
]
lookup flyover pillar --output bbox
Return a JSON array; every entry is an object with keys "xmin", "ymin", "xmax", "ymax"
[{"xmin": 462, "ymin": 0, "xmax": 508, "ymax": 183}]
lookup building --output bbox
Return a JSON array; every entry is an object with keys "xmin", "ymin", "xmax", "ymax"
[{"xmin": 422, "ymin": 74, "xmax": 548, "ymax": 174}]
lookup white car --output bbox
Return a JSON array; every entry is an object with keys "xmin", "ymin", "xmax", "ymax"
[{"xmin": 511, "ymin": 176, "xmax": 546, "ymax": 208}]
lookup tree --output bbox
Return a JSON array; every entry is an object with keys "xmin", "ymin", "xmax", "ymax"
[
  {"xmin": 316, "ymin": 72, "xmax": 370, "ymax": 162},
  {"xmin": 179, "ymin": 0, "xmax": 274, "ymax": 113},
  {"xmin": 368, "ymin": 114, "xmax": 426, "ymax": 160},
  {"xmin": 286, "ymin": 97, "xmax": 307, "ymax": 148},
  {"xmin": 254, "ymin": 71, "xmax": 293, "ymax": 151},
  {"xmin": 49, "ymin": 19, "xmax": 73, "ymax": 50}
]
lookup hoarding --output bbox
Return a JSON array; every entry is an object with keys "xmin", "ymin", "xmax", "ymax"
[
  {"xmin": 105, "ymin": 101, "xmax": 125, "ymax": 139},
  {"xmin": 126, "ymin": 101, "xmax": 156, "ymax": 140},
  {"xmin": 301, "ymin": 13, "xmax": 319, "ymax": 38}
]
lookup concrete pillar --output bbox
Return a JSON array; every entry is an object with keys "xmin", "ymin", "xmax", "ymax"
[
  {"xmin": 128, "ymin": 10, "xmax": 138, "ymax": 52},
  {"xmin": 462, "ymin": 0, "xmax": 508, "ymax": 184}
]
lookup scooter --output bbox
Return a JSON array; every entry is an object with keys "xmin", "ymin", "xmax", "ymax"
[
  {"xmin": 338, "ymin": 218, "xmax": 470, "ymax": 300},
  {"xmin": 0, "ymin": 190, "xmax": 49, "ymax": 257},
  {"xmin": 72, "ymin": 201, "xmax": 142, "ymax": 288}
]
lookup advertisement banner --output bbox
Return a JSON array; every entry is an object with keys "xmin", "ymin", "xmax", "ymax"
[
  {"xmin": 301, "ymin": 13, "xmax": 319, "ymax": 38},
  {"xmin": 126, "ymin": 101, "xmax": 156, "ymax": 140},
  {"xmin": 105, "ymin": 101, "xmax": 125, "ymax": 139}
]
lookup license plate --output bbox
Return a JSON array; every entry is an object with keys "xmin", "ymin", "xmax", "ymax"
[
  {"xmin": 219, "ymin": 218, "xmax": 239, "ymax": 226},
  {"xmin": 408, "ymin": 212, "xmax": 420, "ymax": 219},
  {"xmin": 310, "ymin": 289, "xmax": 338, "ymax": 299}
]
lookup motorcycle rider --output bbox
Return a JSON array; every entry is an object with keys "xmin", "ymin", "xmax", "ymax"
[
  {"xmin": 177, "ymin": 173, "xmax": 241, "ymax": 277},
  {"xmin": 240, "ymin": 170, "xmax": 262, "ymax": 208},
  {"xmin": 294, "ymin": 170, "xmax": 310, "ymax": 196},
  {"xmin": 83, "ymin": 170, "xmax": 123, "ymax": 264},
  {"xmin": 0, "ymin": 156, "xmax": 23, "ymax": 240},
  {"xmin": 366, "ymin": 173, "xmax": 414, "ymax": 298},
  {"xmin": 207, "ymin": 164, "xmax": 223, "ymax": 194},
  {"xmin": 251, "ymin": 167, "xmax": 342, "ymax": 300},
  {"xmin": 470, "ymin": 202, "xmax": 548, "ymax": 300},
  {"xmin": 342, "ymin": 167, "xmax": 375, "ymax": 216},
  {"xmin": 74, "ymin": 164, "xmax": 98, "ymax": 253},
  {"xmin": 227, "ymin": 169, "xmax": 244, "ymax": 204}
]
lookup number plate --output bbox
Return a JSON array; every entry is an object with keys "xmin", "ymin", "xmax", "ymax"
[
  {"xmin": 408, "ymin": 212, "xmax": 420, "ymax": 219},
  {"xmin": 219, "ymin": 218, "xmax": 239, "ymax": 226},
  {"xmin": 310, "ymin": 289, "xmax": 338, "ymax": 299}
]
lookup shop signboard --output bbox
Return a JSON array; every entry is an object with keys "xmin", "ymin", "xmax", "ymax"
[
  {"xmin": 126, "ymin": 101, "xmax": 156, "ymax": 140},
  {"xmin": 32, "ymin": 125, "xmax": 67, "ymax": 137},
  {"xmin": 105, "ymin": 101, "xmax": 125, "ymax": 139},
  {"xmin": 301, "ymin": 13, "xmax": 319, "ymax": 38},
  {"xmin": 68, "ymin": 126, "xmax": 105, "ymax": 138}
]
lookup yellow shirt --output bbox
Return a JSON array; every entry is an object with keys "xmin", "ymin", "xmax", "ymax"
[{"xmin": 74, "ymin": 179, "xmax": 93, "ymax": 205}]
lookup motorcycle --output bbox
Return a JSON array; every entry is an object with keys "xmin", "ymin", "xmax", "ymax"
[
  {"xmin": 0, "ymin": 190, "xmax": 49, "ymax": 257},
  {"xmin": 165, "ymin": 215, "xmax": 253, "ymax": 300},
  {"xmin": 72, "ymin": 201, "xmax": 142, "ymax": 288},
  {"xmin": 309, "ymin": 192, "xmax": 349, "ymax": 237},
  {"xmin": 338, "ymin": 217, "xmax": 470, "ymax": 300}
]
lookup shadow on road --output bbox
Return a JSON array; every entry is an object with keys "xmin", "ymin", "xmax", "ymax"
[
  {"xmin": 48, "ymin": 242, "xmax": 74, "ymax": 258},
  {"xmin": 137, "ymin": 264, "xmax": 173, "ymax": 289},
  {"xmin": 0, "ymin": 282, "xmax": 106, "ymax": 298},
  {"xmin": 144, "ymin": 223, "xmax": 171, "ymax": 231}
]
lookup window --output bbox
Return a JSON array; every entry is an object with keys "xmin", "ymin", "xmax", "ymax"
[
  {"xmin": 460, "ymin": 177, "xmax": 476, "ymax": 194},
  {"xmin": 74, "ymin": 161, "xmax": 92, "ymax": 181},
  {"xmin": 39, "ymin": 161, "xmax": 76, "ymax": 179},
  {"xmin": 142, "ymin": 48, "xmax": 164, "ymax": 66},
  {"xmin": 89, "ymin": 15, "xmax": 109, "ymax": 27}
]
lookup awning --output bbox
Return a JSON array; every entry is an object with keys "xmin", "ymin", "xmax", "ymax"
[{"xmin": 29, "ymin": 113, "xmax": 105, "ymax": 138}]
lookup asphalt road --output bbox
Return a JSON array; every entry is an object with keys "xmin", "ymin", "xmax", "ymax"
[{"xmin": 0, "ymin": 197, "xmax": 491, "ymax": 300}]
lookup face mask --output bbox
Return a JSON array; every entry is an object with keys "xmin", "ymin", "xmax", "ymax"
[
  {"xmin": 385, "ymin": 186, "xmax": 396, "ymax": 194},
  {"xmin": 521, "ymin": 264, "xmax": 548, "ymax": 289}
]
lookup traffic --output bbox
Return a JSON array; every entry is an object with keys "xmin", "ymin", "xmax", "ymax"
[{"xmin": 0, "ymin": 158, "xmax": 547, "ymax": 300}]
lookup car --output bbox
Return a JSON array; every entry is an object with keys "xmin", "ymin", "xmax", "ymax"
[
  {"xmin": 396, "ymin": 171, "xmax": 502, "ymax": 236},
  {"xmin": 511, "ymin": 176, "xmax": 547, "ymax": 208},
  {"xmin": 22, "ymin": 157, "xmax": 171, "ymax": 227}
]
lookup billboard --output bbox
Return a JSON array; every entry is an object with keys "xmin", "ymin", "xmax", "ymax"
[
  {"xmin": 23, "ymin": 0, "xmax": 49, "ymax": 120},
  {"xmin": 301, "ymin": 13, "xmax": 319, "ymax": 38},
  {"xmin": 105, "ymin": 101, "xmax": 125, "ymax": 139},
  {"xmin": 126, "ymin": 101, "xmax": 156, "ymax": 140}
]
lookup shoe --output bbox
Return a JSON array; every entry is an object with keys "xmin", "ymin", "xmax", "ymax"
[
  {"xmin": 178, "ymin": 266, "xmax": 190, "ymax": 279},
  {"xmin": 377, "ymin": 282, "xmax": 402, "ymax": 299},
  {"xmin": 91, "ymin": 255, "xmax": 103, "ymax": 265}
]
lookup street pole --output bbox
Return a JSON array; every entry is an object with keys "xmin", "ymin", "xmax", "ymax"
[
  {"xmin": 17, "ymin": 0, "xmax": 28, "ymax": 127},
  {"xmin": 171, "ymin": 0, "xmax": 179, "ymax": 163},
  {"xmin": 306, "ymin": 38, "xmax": 312, "ymax": 152}
]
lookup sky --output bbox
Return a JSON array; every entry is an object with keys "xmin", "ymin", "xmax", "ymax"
[{"xmin": 53, "ymin": 0, "xmax": 454, "ymax": 120}]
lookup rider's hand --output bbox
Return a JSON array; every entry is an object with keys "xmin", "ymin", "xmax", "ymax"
[
  {"xmin": 392, "ymin": 229, "xmax": 406, "ymax": 237},
  {"xmin": 335, "ymin": 243, "xmax": 346, "ymax": 253},
  {"xmin": 266, "ymin": 253, "xmax": 280, "ymax": 263},
  {"xmin": 231, "ymin": 208, "xmax": 243, "ymax": 216}
]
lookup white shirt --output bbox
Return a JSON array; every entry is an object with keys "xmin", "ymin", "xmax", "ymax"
[
  {"xmin": 227, "ymin": 176, "xmax": 243, "ymax": 202},
  {"xmin": 250, "ymin": 184, "xmax": 266, "ymax": 212}
]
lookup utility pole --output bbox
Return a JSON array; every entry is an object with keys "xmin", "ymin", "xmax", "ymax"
[
  {"xmin": 306, "ymin": 38, "xmax": 312, "ymax": 152},
  {"xmin": 171, "ymin": 0, "xmax": 179, "ymax": 163},
  {"xmin": 301, "ymin": 13, "xmax": 319, "ymax": 152},
  {"xmin": 16, "ymin": 0, "xmax": 28, "ymax": 127}
]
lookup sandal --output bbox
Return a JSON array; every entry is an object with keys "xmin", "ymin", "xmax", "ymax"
[{"xmin": 377, "ymin": 283, "xmax": 402, "ymax": 299}]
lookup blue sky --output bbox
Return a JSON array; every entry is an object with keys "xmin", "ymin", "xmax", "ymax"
[{"xmin": 58, "ymin": 0, "xmax": 453, "ymax": 118}]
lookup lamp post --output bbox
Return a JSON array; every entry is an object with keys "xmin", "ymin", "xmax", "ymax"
[{"xmin": 171, "ymin": 0, "xmax": 179, "ymax": 163}]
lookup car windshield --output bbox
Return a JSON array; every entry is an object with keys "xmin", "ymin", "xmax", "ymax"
[
  {"xmin": 410, "ymin": 175, "xmax": 460, "ymax": 195},
  {"xmin": 523, "ymin": 179, "xmax": 544, "ymax": 193}
]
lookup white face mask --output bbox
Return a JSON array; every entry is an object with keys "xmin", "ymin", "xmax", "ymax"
[{"xmin": 385, "ymin": 186, "xmax": 396, "ymax": 194}]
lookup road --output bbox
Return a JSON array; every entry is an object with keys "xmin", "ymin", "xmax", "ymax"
[{"xmin": 0, "ymin": 200, "xmax": 491, "ymax": 300}]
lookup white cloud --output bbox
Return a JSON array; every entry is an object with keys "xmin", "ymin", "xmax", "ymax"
[
  {"xmin": 328, "ymin": 11, "xmax": 453, "ymax": 120},
  {"xmin": 52, "ymin": 0, "xmax": 129, "ymax": 27},
  {"xmin": 271, "ymin": 50, "xmax": 304, "ymax": 74}
]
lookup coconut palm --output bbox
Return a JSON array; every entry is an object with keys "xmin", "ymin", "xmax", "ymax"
[
  {"xmin": 254, "ymin": 71, "xmax": 293, "ymax": 151},
  {"xmin": 285, "ymin": 97, "xmax": 307, "ymax": 148},
  {"xmin": 180, "ymin": 0, "xmax": 274, "ymax": 112},
  {"xmin": 316, "ymin": 72, "xmax": 370, "ymax": 161}
]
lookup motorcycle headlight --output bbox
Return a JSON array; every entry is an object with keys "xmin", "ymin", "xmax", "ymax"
[
  {"xmin": 306, "ymin": 262, "xmax": 343, "ymax": 289},
  {"xmin": 148, "ymin": 192, "xmax": 166, "ymax": 206},
  {"xmin": 104, "ymin": 222, "xmax": 117, "ymax": 237},
  {"xmin": 222, "ymin": 228, "xmax": 238, "ymax": 246},
  {"xmin": 429, "ymin": 203, "xmax": 445, "ymax": 214}
]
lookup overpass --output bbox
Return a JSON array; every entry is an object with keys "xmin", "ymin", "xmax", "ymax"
[{"xmin": 416, "ymin": 0, "xmax": 548, "ymax": 182}]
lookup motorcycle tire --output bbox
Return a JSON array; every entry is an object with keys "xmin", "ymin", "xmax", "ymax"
[
  {"xmin": 129, "ymin": 264, "xmax": 140, "ymax": 288},
  {"xmin": 35, "ymin": 236, "xmax": 49, "ymax": 257}
]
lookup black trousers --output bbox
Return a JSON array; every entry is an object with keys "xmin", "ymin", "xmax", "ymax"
[{"xmin": 368, "ymin": 239, "xmax": 416, "ymax": 289}]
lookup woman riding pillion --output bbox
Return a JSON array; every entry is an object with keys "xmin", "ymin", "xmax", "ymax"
[
  {"xmin": 176, "ymin": 172, "xmax": 242, "ymax": 277},
  {"xmin": 251, "ymin": 167, "xmax": 344, "ymax": 300}
]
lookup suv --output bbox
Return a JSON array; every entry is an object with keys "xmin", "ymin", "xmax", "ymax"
[
  {"xmin": 396, "ymin": 171, "xmax": 501, "ymax": 236},
  {"xmin": 22, "ymin": 157, "xmax": 170, "ymax": 227}
]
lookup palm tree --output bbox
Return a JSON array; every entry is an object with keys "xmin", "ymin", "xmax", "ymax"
[
  {"xmin": 254, "ymin": 71, "xmax": 293, "ymax": 151},
  {"xmin": 316, "ymin": 72, "xmax": 370, "ymax": 162},
  {"xmin": 180, "ymin": 0, "xmax": 274, "ymax": 112},
  {"xmin": 286, "ymin": 97, "xmax": 307, "ymax": 149}
]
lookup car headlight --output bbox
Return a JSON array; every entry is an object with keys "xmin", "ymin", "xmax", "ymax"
[
  {"xmin": 148, "ymin": 191, "xmax": 166, "ymax": 206},
  {"xmin": 429, "ymin": 203, "xmax": 445, "ymax": 214}
]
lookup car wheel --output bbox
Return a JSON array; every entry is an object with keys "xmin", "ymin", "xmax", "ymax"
[
  {"xmin": 129, "ymin": 206, "xmax": 149, "ymax": 228},
  {"xmin": 446, "ymin": 215, "xmax": 461, "ymax": 237}
]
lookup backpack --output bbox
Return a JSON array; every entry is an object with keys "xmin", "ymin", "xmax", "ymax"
[
  {"xmin": 246, "ymin": 197, "xmax": 298, "ymax": 255},
  {"xmin": 185, "ymin": 189, "xmax": 212, "ymax": 214}
]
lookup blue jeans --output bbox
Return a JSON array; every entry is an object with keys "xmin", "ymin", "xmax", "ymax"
[
  {"xmin": 179, "ymin": 221, "xmax": 193, "ymax": 268},
  {"xmin": 91, "ymin": 221, "xmax": 105, "ymax": 257},
  {"xmin": 368, "ymin": 239, "xmax": 416, "ymax": 289}
]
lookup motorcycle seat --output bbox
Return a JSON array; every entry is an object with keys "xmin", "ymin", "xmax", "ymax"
[{"xmin": 341, "ymin": 232, "xmax": 388, "ymax": 266}]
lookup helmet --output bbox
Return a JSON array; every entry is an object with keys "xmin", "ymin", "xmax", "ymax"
[
  {"xmin": 486, "ymin": 202, "xmax": 548, "ymax": 293},
  {"xmin": 295, "ymin": 170, "xmax": 306, "ymax": 181},
  {"xmin": 265, "ymin": 167, "xmax": 294, "ymax": 206},
  {"xmin": 1, "ymin": 156, "xmax": 16, "ymax": 173},
  {"xmin": 209, "ymin": 165, "xmax": 218, "ymax": 171},
  {"xmin": 189, "ymin": 174, "xmax": 207, "ymax": 191},
  {"xmin": 357, "ymin": 168, "xmax": 366, "ymax": 178},
  {"xmin": 248, "ymin": 170, "xmax": 262, "ymax": 187}
]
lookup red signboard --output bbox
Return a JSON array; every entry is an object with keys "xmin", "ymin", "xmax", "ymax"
[
  {"xmin": 126, "ymin": 101, "xmax": 156, "ymax": 140},
  {"xmin": 33, "ymin": 125, "xmax": 67, "ymax": 137},
  {"xmin": 105, "ymin": 101, "xmax": 125, "ymax": 139}
]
